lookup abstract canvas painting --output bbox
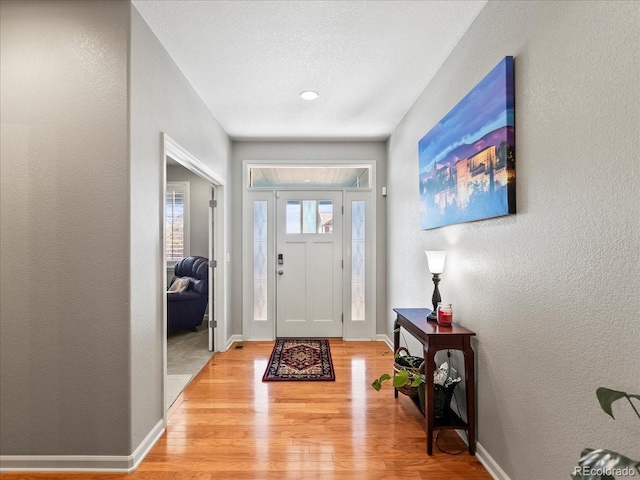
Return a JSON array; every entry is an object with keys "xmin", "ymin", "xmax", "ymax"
[{"xmin": 418, "ymin": 56, "xmax": 515, "ymax": 230}]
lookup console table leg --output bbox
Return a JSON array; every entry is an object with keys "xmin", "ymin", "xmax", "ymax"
[
  {"xmin": 393, "ymin": 317, "xmax": 400, "ymax": 399},
  {"xmin": 424, "ymin": 343, "xmax": 436, "ymax": 455},
  {"xmin": 464, "ymin": 341, "xmax": 476, "ymax": 455}
]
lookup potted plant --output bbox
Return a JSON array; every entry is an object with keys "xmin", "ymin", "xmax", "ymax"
[
  {"xmin": 371, "ymin": 348, "xmax": 460, "ymax": 419},
  {"xmin": 372, "ymin": 347, "xmax": 426, "ymax": 409},
  {"xmin": 572, "ymin": 388, "xmax": 640, "ymax": 480}
]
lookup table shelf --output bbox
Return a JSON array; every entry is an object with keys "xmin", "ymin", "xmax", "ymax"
[{"xmin": 407, "ymin": 395, "xmax": 469, "ymax": 429}]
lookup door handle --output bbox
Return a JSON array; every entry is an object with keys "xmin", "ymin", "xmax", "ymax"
[{"xmin": 278, "ymin": 270, "xmax": 284, "ymax": 275}]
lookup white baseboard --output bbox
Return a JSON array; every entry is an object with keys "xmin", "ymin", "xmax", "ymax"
[
  {"xmin": 225, "ymin": 334, "xmax": 244, "ymax": 351},
  {"xmin": 476, "ymin": 441, "xmax": 511, "ymax": 480},
  {"xmin": 230, "ymin": 336, "xmax": 390, "ymax": 346},
  {"xmin": 375, "ymin": 336, "xmax": 507, "ymax": 480},
  {"xmin": 454, "ymin": 430, "xmax": 511, "ymax": 480},
  {"xmin": 376, "ymin": 334, "xmax": 393, "ymax": 349},
  {"xmin": 0, "ymin": 419, "xmax": 164, "ymax": 473},
  {"xmin": 130, "ymin": 419, "xmax": 165, "ymax": 471}
]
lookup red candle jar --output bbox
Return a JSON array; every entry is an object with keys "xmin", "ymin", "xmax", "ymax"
[{"xmin": 437, "ymin": 303, "xmax": 453, "ymax": 326}]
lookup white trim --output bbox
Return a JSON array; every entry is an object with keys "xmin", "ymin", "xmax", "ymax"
[
  {"xmin": 476, "ymin": 441, "xmax": 512, "ymax": 480},
  {"xmin": 376, "ymin": 334, "xmax": 393, "ymax": 349},
  {"xmin": 453, "ymin": 431, "xmax": 511, "ymax": 480},
  {"xmin": 242, "ymin": 192, "xmax": 275, "ymax": 340},
  {"xmin": 161, "ymin": 138, "xmax": 169, "ymax": 429},
  {"xmin": 129, "ymin": 419, "xmax": 165, "ymax": 471},
  {"xmin": 207, "ymin": 186, "xmax": 215, "ymax": 351},
  {"xmin": 165, "ymin": 135, "xmax": 226, "ymax": 186},
  {"xmin": 344, "ymin": 192, "xmax": 377, "ymax": 340},
  {"xmin": 246, "ymin": 161, "xmax": 374, "ymax": 191},
  {"xmin": 0, "ymin": 420, "xmax": 164, "ymax": 473},
  {"xmin": 242, "ymin": 159, "xmax": 377, "ymax": 342},
  {"xmin": 226, "ymin": 334, "xmax": 244, "ymax": 351}
]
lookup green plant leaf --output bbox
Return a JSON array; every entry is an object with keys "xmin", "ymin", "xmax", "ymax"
[
  {"xmin": 576, "ymin": 448, "xmax": 640, "ymax": 479},
  {"xmin": 573, "ymin": 389, "xmax": 640, "ymax": 479},
  {"xmin": 371, "ymin": 374, "xmax": 391, "ymax": 391},
  {"xmin": 596, "ymin": 388, "xmax": 628, "ymax": 419},
  {"xmin": 411, "ymin": 376, "xmax": 424, "ymax": 387},
  {"xmin": 392, "ymin": 369, "xmax": 409, "ymax": 388}
]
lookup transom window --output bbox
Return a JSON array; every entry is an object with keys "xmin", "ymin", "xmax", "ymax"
[{"xmin": 248, "ymin": 165, "xmax": 371, "ymax": 188}]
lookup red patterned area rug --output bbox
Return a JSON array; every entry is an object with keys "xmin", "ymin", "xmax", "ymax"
[{"xmin": 262, "ymin": 338, "xmax": 335, "ymax": 381}]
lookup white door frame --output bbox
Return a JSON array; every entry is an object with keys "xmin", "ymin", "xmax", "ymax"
[
  {"xmin": 242, "ymin": 160, "xmax": 377, "ymax": 342},
  {"xmin": 161, "ymin": 133, "xmax": 226, "ymax": 422}
]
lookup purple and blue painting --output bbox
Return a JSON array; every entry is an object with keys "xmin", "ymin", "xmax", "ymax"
[{"xmin": 418, "ymin": 56, "xmax": 515, "ymax": 230}]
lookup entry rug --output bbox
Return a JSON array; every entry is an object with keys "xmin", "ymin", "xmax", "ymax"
[{"xmin": 263, "ymin": 338, "xmax": 335, "ymax": 381}]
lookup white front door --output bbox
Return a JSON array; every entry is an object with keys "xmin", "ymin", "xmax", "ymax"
[{"xmin": 276, "ymin": 191, "xmax": 343, "ymax": 338}]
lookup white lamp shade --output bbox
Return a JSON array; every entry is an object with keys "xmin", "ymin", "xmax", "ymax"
[{"xmin": 425, "ymin": 250, "xmax": 446, "ymax": 274}]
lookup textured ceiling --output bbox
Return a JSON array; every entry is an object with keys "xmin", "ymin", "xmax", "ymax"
[{"xmin": 133, "ymin": 0, "xmax": 487, "ymax": 140}]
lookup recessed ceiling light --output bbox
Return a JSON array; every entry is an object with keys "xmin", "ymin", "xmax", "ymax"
[
  {"xmin": 303, "ymin": 179, "xmax": 311, "ymax": 183},
  {"xmin": 299, "ymin": 90, "xmax": 319, "ymax": 100}
]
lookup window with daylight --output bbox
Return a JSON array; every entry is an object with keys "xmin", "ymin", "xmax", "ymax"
[
  {"xmin": 253, "ymin": 201, "xmax": 268, "ymax": 321},
  {"xmin": 351, "ymin": 201, "xmax": 365, "ymax": 321},
  {"xmin": 165, "ymin": 182, "xmax": 190, "ymax": 261},
  {"xmin": 286, "ymin": 200, "xmax": 333, "ymax": 234}
]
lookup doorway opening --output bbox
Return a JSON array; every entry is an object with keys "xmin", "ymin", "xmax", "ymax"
[{"xmin": 162, "ymin": 134, "xmax": 225, "ymax": 418}]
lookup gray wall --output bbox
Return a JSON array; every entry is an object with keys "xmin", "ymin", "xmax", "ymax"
[
  {"xmin": 0, "ymin": 0, "xmax": 131, "ymax": 455},
  {"xmin": 130, "ymin": 4, "xmax": 231, "ymax": 450},
  {"xmin": 0, "ymin": 0, "xmax": 231, "ymax": 460},
  {"xmin": 231, "ymin": 141, "xmax": 387, "ymax": 336},
  {"xmin": 387, "ymin": 1, "xmax": 639, "ymax": 479}
]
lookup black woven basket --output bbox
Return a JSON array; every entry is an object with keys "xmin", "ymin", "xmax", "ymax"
[
  {"xmin": 434, "ymin": 383, "xmax": 457, "ymax": 419},
  {"xmin": 393, "ymin": 347, "xmax": 424, "ymax": 398},
  {"xmin": 416, "ymin": 382, "xmax": 458, "ymax": 418}
]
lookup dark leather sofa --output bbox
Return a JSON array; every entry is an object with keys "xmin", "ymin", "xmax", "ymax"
[{"xmin": 167, "ymin": 256, "xmax": 209, "ymax": 332}]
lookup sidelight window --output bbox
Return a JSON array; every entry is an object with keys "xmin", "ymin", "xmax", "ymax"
[
  {"xmin": 351, "ymin": 201, "xmax": 365, "ymax": 321},
  {"xmin": 253, "ymin": 201, "xmax": 268, "ymax": 321}
]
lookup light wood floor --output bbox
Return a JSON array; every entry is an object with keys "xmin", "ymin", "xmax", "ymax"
[{"xmin": 2, "ymin": 341, "xmax": 491, "ymax": 479}]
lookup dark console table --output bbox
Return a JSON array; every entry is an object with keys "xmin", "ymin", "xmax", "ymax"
[{"xmin": 393, "ymin": 308, "xmax": 476, "ymax": 455}]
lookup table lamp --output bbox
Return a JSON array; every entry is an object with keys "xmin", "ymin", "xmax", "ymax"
[{"xmin": 425, "ymin": 250, "xmax": 446, "ymax": 321}]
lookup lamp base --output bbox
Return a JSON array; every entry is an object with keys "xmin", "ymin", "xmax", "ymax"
[{"xmin": 428, "ymin": 273, "xmax": 441, "ymax": 323}]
